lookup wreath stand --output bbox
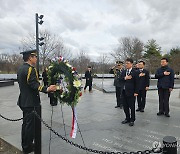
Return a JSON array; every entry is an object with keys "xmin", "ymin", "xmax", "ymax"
[
  {"xmin": 47, "ymin": 56, "xmax": 87, "ymax": 154},
  {"xmin": 48, "ymin": 102, "xmax": 88, "ymax": 154}
]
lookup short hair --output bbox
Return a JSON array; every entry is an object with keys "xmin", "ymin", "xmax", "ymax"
[
  {"xmin": 88, "ymin": 66, "xmax": 91, "ymax": 68},
  {"xmin": 161, "ymin": 57, "xmax": 168, "ymax": 62},
  {"xmin": 125, "ymin": 58, "xmax": 133, "ymax": 64},
  {"xmin": 23, "ymin": 54, "xmax": 31, "ymax": 62},
  {"xmin": 138, "ymin": 60, "xmax": 145, "ymax": 65}
]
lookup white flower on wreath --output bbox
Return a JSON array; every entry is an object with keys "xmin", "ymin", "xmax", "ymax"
[
  {"xmin": 66, "ymin": 63, "xmax": 72, "ymax": 68},
  {"xmin": 48, "ymin": 65, "xmax": 53, "ymax": 69},
  {"xmin": 73, "ymin": 80, "xmax": 81, "ymax": 88}
]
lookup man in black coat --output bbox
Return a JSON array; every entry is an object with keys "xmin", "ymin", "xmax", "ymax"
[
  {"xmin": 17, "ymin": 49, "xmax": 56, "ymax": 153},
  {"xmin": 109, "ymin": 61, "xmax": 124, "ymax": 109},
  {"xmin": 84, "ymin": 66, "xmax": 93, "ymax": 92},
  {"xmin": 155, "ymin": 57, "xmax": 174, "ymax": 117},
  {"xmin": 136, "ymin": 60, "xmax": 150, "ymax": 112},
  {"xmin": 120, "ymin": 58, "xmax": 139, "ymax": 126},
  {"xmin": 42, "ymin": 68, "xmax": 48, "ymax": 86}
]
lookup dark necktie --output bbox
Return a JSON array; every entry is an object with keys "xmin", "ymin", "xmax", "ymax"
[{"xmin": 127, "ymin": 69, "xmax": 129, "ymax": 75}]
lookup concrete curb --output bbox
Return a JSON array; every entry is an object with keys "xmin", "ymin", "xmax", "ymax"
[
  {"xmin": 0, "ymin": 138, "xmax": 22, "ymax": 154},
  {"xmin": 0, "ymin": 80, "xmax": 14, "ymax": 87},
  {"xmin": 93, "ymin": 84, "xmax": 180, "ymax": 93}
]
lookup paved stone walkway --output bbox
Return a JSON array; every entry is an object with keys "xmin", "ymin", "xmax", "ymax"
[{"xmin": 0, "ymin": 80, "xmax": 180, "ymax": 154}]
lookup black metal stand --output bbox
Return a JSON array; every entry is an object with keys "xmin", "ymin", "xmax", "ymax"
[
  {"xmin": 34, "ymin": 106, "xmax": 42, "ymax": 154},
  {"xmin": 48, "ymin": 93, "xmax": 58, "ymax": 106},
  {"xmin": 163, "ymin": 136, "xmax": 177, "ymax": 154}
]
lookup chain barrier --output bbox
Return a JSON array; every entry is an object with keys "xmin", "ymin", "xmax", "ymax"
[
  {"xmin": 0, "ymin": 111, "xmax": 163, "ymax": 153},
  {"xmin": 0, "ymin": 111, "xmax": 34, "ymax": 122},
  {"xmin": 0, "ymin": 114, "xmax": 23, "ymax": 121},
  {"xmin": 33, "ymin": 111, "xmax": 163, "ymax": 154}
]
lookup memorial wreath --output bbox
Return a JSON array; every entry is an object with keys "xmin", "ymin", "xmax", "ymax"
[{"xmin": 48, "ymin": 56, "xmax": 82, "ymax": 107}]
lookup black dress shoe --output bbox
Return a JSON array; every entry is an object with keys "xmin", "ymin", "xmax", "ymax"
[
  {"xmin": 115, "ymin": 106, "xmax": 120, "ymax": 108},
  {"xmin": 165, "ymin": 113, "xmax": 170, "ymax": 117},
  {"xmin": 121, "ymin": 120, "xmax": 130, "ymax": 124},
  {"xmin": 136, "ymin": 108, "xmax": 141, "ymax": 112},
  {"xmin": 23, "ymin": 143, "xmax": 34, "ymax": 154},
  {"xmin": 129, "ymin": 122, "xmax": 134, "ymax": 126},
  {"xmin": 23, "ymin": 148, "xmax": 33, "ymax": 154},
  {"xmin": 140, "ymin": 109, "xmax": 144, "ymax": 112},
  {"xmin": 119, "ymin": 104, "xmax": 123, "ymax": 109},
  {"xmin": 157, "ymin": 112, "xmax": 164, "ymax": 116}
]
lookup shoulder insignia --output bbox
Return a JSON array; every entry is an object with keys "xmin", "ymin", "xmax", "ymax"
[{"xmin": 27, "ymin": 67, "xmax": 32, "ymax": 83}]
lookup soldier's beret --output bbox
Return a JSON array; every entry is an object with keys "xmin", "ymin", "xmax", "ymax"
[
  {"xmin": 20, "ymin": 49, "xmax": 37, "ymax": 56},
  {"xmin": 116, "ymin": 61, "xmax": 123, "ymax": 64}
]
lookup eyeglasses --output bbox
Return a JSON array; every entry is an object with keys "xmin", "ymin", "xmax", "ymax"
[{"xmin": 31, "ymin": 55, "xmax": 37, "ymax": 58}]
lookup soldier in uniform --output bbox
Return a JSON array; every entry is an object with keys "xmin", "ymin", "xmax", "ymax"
[
  {"xmin": 17, "ymin": 49, "xmax": 56, "ymax": 154},
  {"xmin": 109, "ymin": 61, "xmax": 124, "ymax": 109}
]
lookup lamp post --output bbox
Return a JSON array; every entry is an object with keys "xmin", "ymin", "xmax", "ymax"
[
  {"xmin": 35, "ymin": 13, "xmax": 44, "ymax": 74},
  {"xmin": 35, "ymin": 13, "xmax": 44, "ymax": 154}
]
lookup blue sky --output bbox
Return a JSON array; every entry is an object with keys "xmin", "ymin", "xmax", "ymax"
[{"xmin": 0, "ymin": 0, "xmax": 180, "ymax": 58}]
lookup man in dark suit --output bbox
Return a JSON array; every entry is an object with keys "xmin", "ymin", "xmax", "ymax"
[
  {"xmin": 120, "ymin": 58, "xmax": 139, "ymax": 126},
  {"xmin": 136, "ymin": 60, "xmax": 150, "ymax": 112},
  {"xmin": 17, "ymin": 49, "xmax": 56, "ymax": 154},
  {"xmin": 109, "ymin": 61, "xmax": 124, "ymax": 109},
  {"xmin": 42, "ymin": 68, "xmax": 48, "ymax": 86},
  {"xmin": 155, "ymin": 57, "xmax": 174, "ymax": 117},
  {"xmin": 84, "ymin": 66, "xmax": 93, "ymax": 92}
]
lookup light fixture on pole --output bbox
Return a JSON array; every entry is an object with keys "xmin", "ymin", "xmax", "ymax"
[{"xmin": 35, "ymin": 13, "xmax": 44, "ymax": 74}]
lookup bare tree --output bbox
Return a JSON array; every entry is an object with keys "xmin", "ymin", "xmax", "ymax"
[
  {"xmin": 98, "ymin": 53, "xmax": 110, "ymax": 73},
  {"xmin": 111, "ymin": 37, "xmax": 143, "ymax": 62},
  {"xmin": 132, "ymin": 38, "xmax": 144, "ymax": 63},
  {"xmin": 70, "ymin": 50, "xmax": 91, "ymax": 75},
  {"xmin": 21, "ymin": 30, "xmax": 71, "ymax": 71},
  {"xmin": 10, "ymin": 53, "xmax": 23, "ymax": 72},
  {"xmin": 50, "ymin": 44, "xmax": 72, "ymax": 60},
  {"xmin": 97, "ymin": 53, "xmax": 110, "ymax": 89},
  {"xmin": 0, "ymin": 53, "xmax": 23, "ymax": 73}
]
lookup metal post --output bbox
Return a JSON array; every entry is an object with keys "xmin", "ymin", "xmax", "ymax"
[
  {"xmin": 163, "ymin": 136, "xmax": 177, "ymax": 154},
  {"xmin": 35, "ymin": 13, "xmax": 41, "ymax": 154},
  {"xmin": 36, "ymin": 13, "xmax": 39, "ymax": 74},
  {"xmin": 34, "ymin": 106, "xmax": 42, "ymax": 154}
]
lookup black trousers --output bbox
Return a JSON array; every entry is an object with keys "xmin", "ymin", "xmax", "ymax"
[
  {"xmin": 20, "ymin": 107, "xmax": 35, "ymax": 151},
  {"xmin": 158, "ymin": 88, "xmax": 171, "ymax": 114},
  {"xmin": 115, "ymin": 87, "xmax": 123, "ymax": 107},
  {"xmin": 137, "ymin": 90, "xmax": 147, "ymax": 109},
  {"xmin": 20, "ymin": 106, "xmax": 41, "ymax": 152},
  {"xmin": 84, "ymin": 84, "xmax": 92, "ymax": 91},
  {"xmin": 122, "ymin": 90, "xmax": 136, "ymax": 122}
]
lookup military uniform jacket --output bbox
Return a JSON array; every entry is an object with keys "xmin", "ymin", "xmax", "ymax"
[
  {"xmin": 17, "ymin": 63, "xmax": 47, "ymax": 108},
  {"xmin": 109, "ymin": 68, "xmax": 124, "ymax": 87}
]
